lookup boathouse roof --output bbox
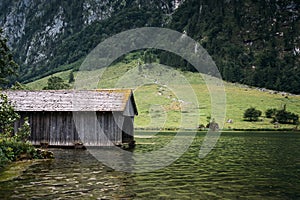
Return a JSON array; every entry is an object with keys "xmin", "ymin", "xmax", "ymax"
[{"xmin": 2, "ymin": 89, "xmax": 138, "ymax": 114}]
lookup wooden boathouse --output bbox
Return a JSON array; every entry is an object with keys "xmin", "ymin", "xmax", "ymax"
[{"xmin": 3, "ymin": 89, "xmax": 138, "ymax": 147}]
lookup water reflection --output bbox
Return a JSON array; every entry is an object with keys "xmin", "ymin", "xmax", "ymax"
[
  {"xmin": 0, "ymin": 149, "xmax": 136, "ymax": 199},
  {"xmin": 0, "ymin": 132, "xmax": 299, "ymax": 199}
]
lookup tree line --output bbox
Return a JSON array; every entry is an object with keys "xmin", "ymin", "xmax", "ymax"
[{"xmin": 243, "ymin": 106, "xmax": 299, "ymax": 125}]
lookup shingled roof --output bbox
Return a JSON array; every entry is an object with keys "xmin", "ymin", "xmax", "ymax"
[{"xmin": 2, "ymin": 89, "xmax": 138, "ymax": 114}]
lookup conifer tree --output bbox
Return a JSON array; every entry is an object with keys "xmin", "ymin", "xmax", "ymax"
[{"xmin": 0, "ymin": 28, "xmax": 18, "ymax": 88}]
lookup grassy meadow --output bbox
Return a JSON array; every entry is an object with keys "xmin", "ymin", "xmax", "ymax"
[{"xmin": 25, "ymin": 61, "xmax": 300, "ymax": 130}]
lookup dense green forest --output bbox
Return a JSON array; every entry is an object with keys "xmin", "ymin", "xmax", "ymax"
[
  {"xmin": 0, "ymin": 0, "xmax": 299, "ymax": 93},
  {"xmin": 166, "ymin": 0, "xmax": 300, "ymax": 93}
]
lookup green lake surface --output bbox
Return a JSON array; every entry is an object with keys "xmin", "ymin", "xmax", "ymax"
[{"xmin": 0, "ymin": 132, "xmax": 299, "ymax": 199}]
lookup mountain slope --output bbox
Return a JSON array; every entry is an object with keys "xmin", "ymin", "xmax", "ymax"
[
  {"xmin": 167, "ymin": 0, "xmax": 300, "ymax": 93},
  {"xmin": 1, "ymin": 0, "xmax": 299, "ymax": 93},
  {"xmin": 0, "ymin": 0, "xmax": 183, "ymax": 82}
]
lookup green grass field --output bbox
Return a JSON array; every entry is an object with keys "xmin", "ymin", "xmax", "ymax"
[{"xmin": 26, "ymin": 61, "xmax": 300, "ymax": 130}]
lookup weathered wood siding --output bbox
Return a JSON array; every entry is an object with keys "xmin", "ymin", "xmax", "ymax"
[
  {"xmin": 14, "ymin": 111, "xmax": 134, "ymax": 147},
  {"xmin": 122, "ymin": 116, "xmax": 134, "ymax": 143}
]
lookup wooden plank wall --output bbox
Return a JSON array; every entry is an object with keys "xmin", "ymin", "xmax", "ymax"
[
  {"xmin": 14, "ymin": 111, "xmax": 132, "ymax": 147},
  {"xmin": 122, "ymin": 116, "xmax": 134, "ymax": 143}
]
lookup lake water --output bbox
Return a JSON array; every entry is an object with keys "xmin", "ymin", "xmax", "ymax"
[{"xmin": 0, "ymin": 132, "xmax": 299, "ymax": 199}]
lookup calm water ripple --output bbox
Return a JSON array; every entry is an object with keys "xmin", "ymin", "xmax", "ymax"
[{"xmin": 0, "ymin": 132, "xmax": 299, "ymax": 199}]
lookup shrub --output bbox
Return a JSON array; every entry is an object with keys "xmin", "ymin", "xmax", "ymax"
[
  {"xmin": 43, "ymin": 76, "xmax": 70, "ymax": 90},
  {"xmin": 0, "ymin": 94, "xmax": 53, "ymax": 171},
  {"xmin": 68, "ymin": 71, "xmax": 75, "ymax": 83},
  {"xmin": 0, "ymin": 148, "xmax": 10, "ymax": 169},
  {"xmin": 0, "ymin": 138, "xmax": 53, "ymax": 164},
  {"xmin": 265, "ymin": 108, "xmax": 277, "ymax": 118},
  {"xmin": 0, "ymin": 94, "xmax": 20, "ymax": 136},
  {"xmin": 13, "ymin": 117, "xmax": 31, "ymax": 142},
  {"xmin": 198, "ymin": 124, "xmax": 205, "ymax": 131},
  {"xmin": 243, "ymin": 107, "xmax": 262, "ymax": 121},
  {"xmin": 273, "ymin": 109, "xmax": 299, "ymax": 125},
  {"xmin": 206, "ymin": 118, "xmax": 219, "ymax": 131}
]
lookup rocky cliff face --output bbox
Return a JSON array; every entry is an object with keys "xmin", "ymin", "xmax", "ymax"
[
  {"xmin": 0, "ymin": 0, "xmax": 183, "ymax": 81},
  {"xmin": 1, "ymin": 1, "xmax": 110, "ymax": 70}
]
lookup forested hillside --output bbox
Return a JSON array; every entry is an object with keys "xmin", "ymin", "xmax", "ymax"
[
  {"xmin": 167, "ymin": 0, "xmax": 300, "ymax": 93},
  {"xmin": 0, "ymin": 0, "xmax": 299, "ymax": 93}
]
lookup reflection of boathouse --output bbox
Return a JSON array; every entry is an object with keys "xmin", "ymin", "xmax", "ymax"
[{"xmin": 3, "ymin": 89, "xmax": 138, "ymax": 147}]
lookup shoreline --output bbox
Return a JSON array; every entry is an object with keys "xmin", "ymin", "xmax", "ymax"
[
  {"xmin": 134, "ymin": 128, "xmax": 300, "ymax": 132},
  {"xmin": 0, "ymin": 160, "xmax": 44, "ymax": 182}
]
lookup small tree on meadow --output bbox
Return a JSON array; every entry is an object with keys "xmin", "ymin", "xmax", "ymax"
[
  {"xmin": 68, "ymin": 71, "xmax": 75, "ymax": 83},
  {"xmin": 265, "ymin": 108, "xmax": 277, "ymax": 118},
  {"xmin": 273, "ymin": 109, "xmax": 299, "ymax": 125},
  {"xmin": 243, "ymin": 107, "xmax": 262, "ymax": 121},
  {"xmin": 43, "ymin": 76, "xmax": 70, "ymax": 90}
]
